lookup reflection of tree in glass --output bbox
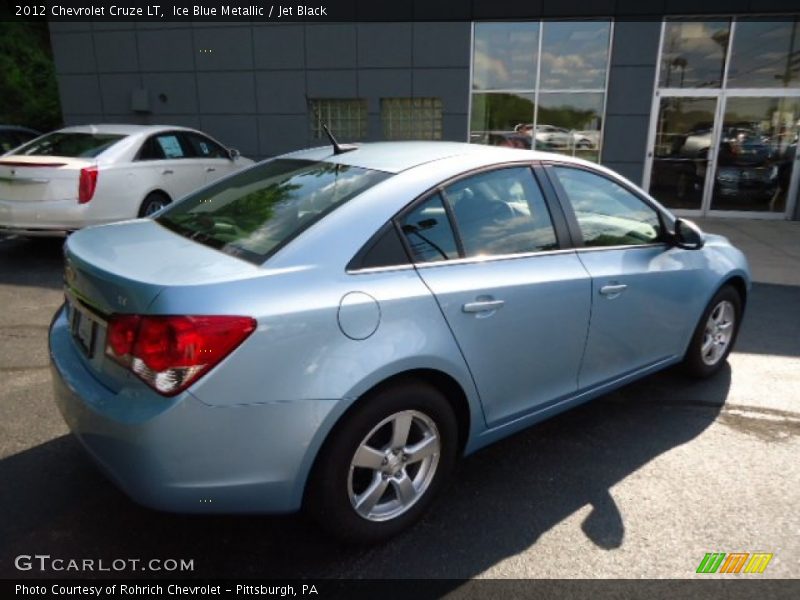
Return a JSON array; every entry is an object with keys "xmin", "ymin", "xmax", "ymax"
[
  {"xmin": 471, "ymin": 94, "xmax": 534, "ymax": 132},
  {"xmin": 169, "ymin": 163, "xmax": 353, "ymax": 245}
]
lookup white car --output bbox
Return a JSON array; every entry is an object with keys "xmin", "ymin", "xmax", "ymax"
[{"xmin": 0, "ymin": 124, "xmax": 253, "ymax": 236}]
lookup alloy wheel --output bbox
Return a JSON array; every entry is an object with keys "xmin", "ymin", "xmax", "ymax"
[{"xmin": 347, "ymin": 410, "xmax": 441, "ymax": 522}]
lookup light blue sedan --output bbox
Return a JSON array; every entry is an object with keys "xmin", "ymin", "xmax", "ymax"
[{"xmin": 49, "ymin": 141, "xmax": 750, "ymax": 542}]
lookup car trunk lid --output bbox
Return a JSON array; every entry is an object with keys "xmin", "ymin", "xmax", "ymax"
[
  {"xmin": 63, "ymin": 219, "xmax": 263, "ymax": 391},
  {"xmin": 0, "ymin": 156, "xmax": 91, "ymax": 202}
]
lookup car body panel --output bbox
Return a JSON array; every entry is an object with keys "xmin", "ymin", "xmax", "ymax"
[
  {"xmin": 574, "ymin": 244, "xmax": 709, "ymax": 388},
  {"xmin": 414, "ymin": 253, "xmax": 591, "ymax": 426}
]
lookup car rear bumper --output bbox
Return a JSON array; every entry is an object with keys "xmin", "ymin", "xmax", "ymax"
[
  {"xmin": 0, "ymin": 198, "xmax": 103, "ymax": 232},
  {"xmin": 49, "ymin": 305, "xmax": 337, "ymax": 514}
]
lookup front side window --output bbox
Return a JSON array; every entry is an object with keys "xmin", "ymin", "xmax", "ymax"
[
  {"xmin": 444, "ymin": 167, "xmax": 557, "ymax": 257},
  {"xmin": 13, "ymin": 132, "xmax": 125, "ymax": 158},
  {"xmin": 552, "ymin": 166, "xmax": 662, "ymax": 247},
  {"xmin": 157, "ymin": 159, "xmax": 390, "ymax": 264},
  {"xmin": 185, "ymin": 133, "xmax": 228, "ymax": 158}
]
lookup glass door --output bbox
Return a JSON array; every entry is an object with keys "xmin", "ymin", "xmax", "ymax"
[
  {"xmin": 645, "ymin": 18, "xmax": 800, "ymax": 219},
  {"xmin": 709, "ymin": 96, "xmax": 800, "ymax": 215},
  {"xmin": 649, "ymin": 95, "xmax": 718, "ymax": 211}
]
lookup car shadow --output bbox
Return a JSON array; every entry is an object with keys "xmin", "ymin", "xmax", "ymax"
[
  {"xmin": 0, "ymin": 236, "xmax": 65, "ymax": 290},
  {"xmin": 0, "ymin": 365, "xmax": 730, "ymax": 580},
  {"xmin": 734, "ymin": 282, "xmax": 800, "ymax": 358}
]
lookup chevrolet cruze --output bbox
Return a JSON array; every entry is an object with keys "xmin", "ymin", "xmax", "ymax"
[{"xmin": 49, "ymin": 142, "xmax": 750, "ymax": 542}]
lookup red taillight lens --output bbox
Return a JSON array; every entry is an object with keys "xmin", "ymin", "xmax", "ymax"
[
  {"xmin": 106, "ymin": 314, "xmax": 141, "ymax": 359},
  {"xmin": 78, "ymin": 166, "xmax": 98, "ymax": 204},
  {"xmin": 105, "ymin": 314, "xmax": 256, "ymax": 396}
]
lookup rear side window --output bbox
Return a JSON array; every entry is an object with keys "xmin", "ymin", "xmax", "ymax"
[
  {"xmin": 399, "ymin": 194, "xmax": 460, "ymax": 263},
  {"xmin": 13, "ymin": 132, "xmax": 125, "ymax": 158},
  {"xmin": 155, "ymin": 134, "xmax": 185, "ymax": 159},
  {"xmin": 157, "ymin": 159, "xmax": 390, "ymax": 264},
  {"xmin": 444, "ymin": 167, "xmax": 558, "ymax": 257}
]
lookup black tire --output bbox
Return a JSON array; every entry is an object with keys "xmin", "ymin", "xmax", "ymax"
[
  {"xmin": 306, "ymin": 380, "xmax": 458, "ymax": 544},
  {"xmin": 682, "ymin": 285, "xmax": 742, "ymax": 378},
  {"xmin": 138, "ymin": 192, "xmax": 170, "ymax": 218}
]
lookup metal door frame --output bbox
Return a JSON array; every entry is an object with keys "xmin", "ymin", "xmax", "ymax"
[{"xmin": 643, "ymin": 19, "xmax": 800, "ymax": 220}]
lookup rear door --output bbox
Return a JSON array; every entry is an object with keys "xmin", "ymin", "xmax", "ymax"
[
  {"xmin": 132, "ymin": 131, "xmax": 204, "ymax": 201},
  {"xmin": 400, "ymin": 165, "xmax": 591, "ymax": 426},
  {"xmin": 545, "ymin": 164, "xmax": 708, "ymax": 389}
]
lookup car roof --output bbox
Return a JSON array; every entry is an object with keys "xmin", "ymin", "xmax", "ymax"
[
  {"xmin": 53, "ymin": 124, "xmax": 196, "ymax": 136},
  {"xmin": 0, "ymin": 125, "xmax": 40, "ymax": 134},
  {"xmin": 280, "ymin": 141, "xmax": 584, "ymax": 174}
]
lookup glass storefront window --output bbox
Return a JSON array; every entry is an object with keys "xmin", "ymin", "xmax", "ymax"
[
  {"xmin": 472, "ymin": 22, "xmax": 539, "ymax": 91},
  {"xmin": 470, "ymin": 21, "xmax": 611, "ymax": 162},
  {"xmin": 649, "ymin": 18, "xmax": 800, "ymax": 218},
  {"xmin": 539, "ymin": 21, "xmax": 611, "ymax": 90},
  {"xmin": 727, "ymin": 20, "xmax": 800, "ymax": 89},
  {"xmin": 658, "ymin": 20, "xmax": 730, "ymax": 89},
  {"xmin": 469, "ymin": 93, "xmax": 535, "ymax": 148},
  {"xmin": 537, "ymin": 92, "xmax": 604, "ymax": 161}
]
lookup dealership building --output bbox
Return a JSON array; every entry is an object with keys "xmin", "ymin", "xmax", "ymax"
[{"xmin": 48, "ymin": 3, "xmax": 800, "ymax": 220}]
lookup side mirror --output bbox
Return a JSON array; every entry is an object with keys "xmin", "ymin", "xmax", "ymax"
[
  {"xmin": 228, "ymin": 148, "xmax": 240, "ymax": 160},
  {"xmin": 673, "ymin": 218, "xmax": 705, "ymax": 250}
]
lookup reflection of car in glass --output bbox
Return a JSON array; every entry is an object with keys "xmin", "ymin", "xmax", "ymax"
[
  {"xmin": 534, "ymin": 125, "xmax": 595, "ymax": 150},
  {"xmin": 0, "ymin": 125, "xmax": 40, "ymax": 154},
  {"xmin": 714, "ymin": 129, "xmax": 779, "ymax": 201},
  {"xmin": 653, "ymin": 124, "xmax": 784, "ymax": 205},
  {"xmin": 488, "ymin": 125, "xmax": 596, "ymax": 152},
  {"xmin": 50, "ymin": 142, "xmax": 750, "ymax": 543},
  {"xmin": 0, "ymin": 124, "xmax": 253, "ymax": 236}
]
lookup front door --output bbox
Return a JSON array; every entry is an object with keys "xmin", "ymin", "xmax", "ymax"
[{"xmin": 547, "ymin": 164, "xmax": 708, "ymax": 389}]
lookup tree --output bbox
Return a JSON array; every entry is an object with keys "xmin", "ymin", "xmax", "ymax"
[{"xmin": 0, "ymin": 21, "xmax": 62, "ymax": 131}]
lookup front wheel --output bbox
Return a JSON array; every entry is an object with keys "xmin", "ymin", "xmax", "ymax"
[
  {"xmin": 682, "ymin": 285, "xmax": 742, "ymax": 378},
  {"xmin": 306, "ymin": 381, "xmax": 458, "ymax": 543}
]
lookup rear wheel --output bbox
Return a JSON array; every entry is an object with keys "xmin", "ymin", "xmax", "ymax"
[
  {"xmin": 306, "ymin": 381, "xmax": 458, "ymax": 543},
  {"xmin": 682, "ymin": 285, "xmax": 742, "ymax": 378},
  {"xmin": 138, "ymin": 192, "xmax": 170, "ymax": 217}
]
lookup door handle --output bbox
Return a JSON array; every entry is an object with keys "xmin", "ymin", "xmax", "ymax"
[
  {"xmin": 162, "ymin": 169, "xmax": 173, "ymax": 175},
  {"xmin": 462, "ymin": 299, "xmax": 505, "ymax": 313},
  {"xmin": 205, "ymin": 167, "xmax": 216, "ymax": 172},
  {"xmin": 599, "ymin": 284, "xmax": 628, "ymax": 298}
]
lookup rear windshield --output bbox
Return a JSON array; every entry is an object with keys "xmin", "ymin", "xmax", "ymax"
[
  {"xmin": 156, "ymin": 159, "xmax": 391, "ymax": 264},
  {"xmin": 14, "ymin": 132, "xmax": 126, "ymax": 158}
]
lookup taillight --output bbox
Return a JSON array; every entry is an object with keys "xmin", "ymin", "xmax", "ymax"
[
  {"xmin": 78, "ymin": 166, "xmax": 98, "ymax": 204},
  {"xmin": 105, "ymin": 315, "xmax": 256, "ymax": 396}
]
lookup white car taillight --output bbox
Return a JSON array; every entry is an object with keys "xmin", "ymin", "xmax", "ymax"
[{"xmin": 78, "ymin": 166, "xmax": 98, "ymax": 204}]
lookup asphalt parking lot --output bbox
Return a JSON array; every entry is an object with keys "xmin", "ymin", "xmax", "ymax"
[{"xmin": 0, "ymin": 227, "xmax": 798, "ymax": 580}]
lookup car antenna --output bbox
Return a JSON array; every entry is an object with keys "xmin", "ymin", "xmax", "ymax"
[
  {"xmin": 322, "ymin": 124, "xmax": 358, "ymax": 155},
  {"xmin": 306, "ymin": 94, "xmax": 357, "ymax": 155}
]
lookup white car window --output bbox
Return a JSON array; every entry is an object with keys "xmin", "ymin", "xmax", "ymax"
[{"xmin": 157, "ymin": 135, "xmax": 184, "ymax": 159}]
